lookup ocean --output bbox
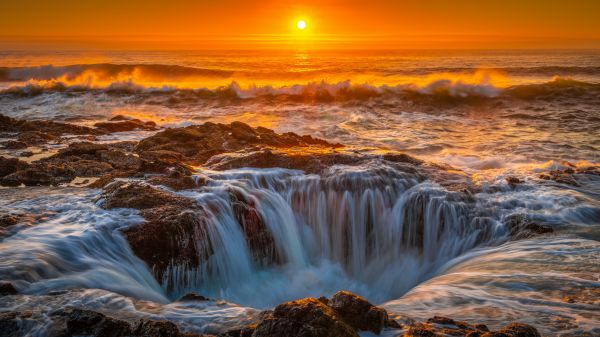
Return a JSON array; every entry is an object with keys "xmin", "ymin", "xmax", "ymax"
[{"xmin": 0, "ymin": 49, "xmax": 599, "ymax": 336}]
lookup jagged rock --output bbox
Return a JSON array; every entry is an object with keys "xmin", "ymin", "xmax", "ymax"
[
  {"xmin": 252, "ymin": 298, "xmax": 358, "ymax": 337},
  {"xmin": 329, "ymin": 290, "xmax": 397, "ymax": 334},
  {"xmin": 218, "ymin": 325, "xmax": 256, "ymax": 337},
  {"xmin": 131, "ymin": 319, "xmax": 181, "ymax": 337},
  {"xmin": 407, "ymin": 325, "xmax": 438, "ymax": 337},
  {"xmin": 136, "ymin": 122, "xmax": 341, "ymax": 166},
  {"xmin": 95, "ymin": 119, "xmax": 157, "ymax": 133},
  {"xmin": 0, "ymin": 282, "xmax": 17, "ymax": 295}
]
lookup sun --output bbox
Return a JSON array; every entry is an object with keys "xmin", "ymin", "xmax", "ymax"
[{"xmin": 296, "ymin": 20, "xmax": 307, "ymax": 30}]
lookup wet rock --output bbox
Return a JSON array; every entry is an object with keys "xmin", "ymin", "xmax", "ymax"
[
  {"xmin": 95, "ymin": 119, "xmax": 157, "ymax": 133},
  {"xmin": 19, "ymin": 151, "xmax": 34, "ymax": 157},
  {"xmin": 136, "ymin": 122, "xmax": 341, "ymax": 166},
  {"xmin": 252, "ymin": 297, "xmax": 358, "ymax": 337},
  {"xmin": 503, "ymin": 214, "xmax": 554, "ymax": 239},
  {"xmin": 101, "ymin": 181, "xmax": 209, "ymax": 283},
  {"xmin": 178, "ymin": 293, "xmax": 212, "ymax": 302},
  {"xmin": 229, "ymin": 189, "xmax": 278, "ymax": 265},
  {"xmin": 218, "ymin": 326, "xmax": 256, "ymax": 337},
  {"xmin": 0, "ymin": 311, "xmax": 26, "ymax": 337},
  {"xmin": 48, "ymin": 308, "xmax": 133, "ymax": 337},
  {"xmin": 0, "ymin": 114, "xmax": 101, "ymax": 137},
  {"xmin": 2, "ymin": 140, "xmax": 28, "ymax": 149},
  {"xmin": 0, "ymin": 282, "xmax": 17, "ymax": 295},
  {"xmin": 47, "ymin": 307, "xmax": 206, "ymax": 337},
  {"xmin": 482, "ymin": 323, "xmax": 541, "ymax": 337},
  {"xmin": 17, "ymin": 130, "xmax": 58, "ymax": 146},
  {"xmin": 147, "ymin": 167, "xmax": 199, "ymax": 191},
  {"xmin": 131, "ymin": 319, "xmax": 183, "ymax": 337},
  {"xmin": 539, "ymin": 170, "xmax": 580, "ymax": 186},
  {"xmin": 1, "ymin": 162, "xmax": 75, "ymax": 186},
  {"xmin": 329, "ymin": 290, "xmax": 397, "ymax": 334},
  {"xmin": 406, "ymin": 325, "xmax": 438, "ymax": 337},
  {"xmin": 505, "ymin": 176, "xmax": 522, "ymax": 186},
  {"xmin": 0, "ymin": 156, "xmax": 29, "ymax": 178},
  {"xmin": 101, "ymin": 180, "xmax": 195, "ymax": 210}
]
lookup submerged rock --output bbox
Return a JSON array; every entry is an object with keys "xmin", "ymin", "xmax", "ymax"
[{"xmin": 252, "ymin": 298, "xmax": 358, "ymax": 337}]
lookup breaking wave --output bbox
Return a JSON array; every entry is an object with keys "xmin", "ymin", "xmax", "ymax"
[{"xmin": 0, "ymin": 62, "xmax": 599, "ymax": 102}]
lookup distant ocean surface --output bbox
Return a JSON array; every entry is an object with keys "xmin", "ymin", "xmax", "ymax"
[{"xmin": 0, "ymin": 49, "xmax": 599, "ymax": 336}]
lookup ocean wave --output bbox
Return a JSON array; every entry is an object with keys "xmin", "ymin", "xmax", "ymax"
[
  {"xmin": 0, "ymin": 63, "xmax": 233, "ymax": 83},
  {"xmin": 1, "ymin": 73, "xmax": 599, "ymax": 102}
]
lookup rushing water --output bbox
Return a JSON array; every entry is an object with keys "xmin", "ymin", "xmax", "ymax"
[{"xmin": 0, "ymin": 50, "xmax": 599, "ymax": 336}]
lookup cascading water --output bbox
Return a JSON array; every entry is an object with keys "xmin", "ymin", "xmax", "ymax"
[{"xmin": 161, "ymin": 163, "xmax": 505, "ymax": 308}]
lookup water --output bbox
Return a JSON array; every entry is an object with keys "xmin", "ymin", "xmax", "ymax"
[{"xmin": 0, "ymin": 49, "xmax": 599, "ymax": 336}]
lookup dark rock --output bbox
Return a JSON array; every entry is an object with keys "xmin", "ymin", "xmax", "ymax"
[
  {"xmin": 49, "ymin": 308, "xmax": 132, "ymax": 337},
  {"xmin": 1, "ymin": 162, "xmax": 75, "ymax": 186},
  {"xmin": 0, "ymin": 114, "xmax": 101, "ymax": 137},
  {"xmin": 2, "ymin": 140, "xmax": 28, "ymax": 149},
  {"xmin": 132, "ymin": 319, "xmax": 181, "ymax": 337},
  {"xmin": 17, "ymin": 130, "xmax": 58, "ymax": 146},
  {"xmin": 407, "ymin": 325, "xmax": 438, "ymax": 337},
  {"xmin": 252, "ymin": 297, "xmax": 358, "ymax": 337},
  {"xmin": 505, "ymin": 176, "xmax": 522, "ymax": 186},
  {"xmin": 178, "ymin": 293, "xmax": 212, "ymax": 302},
  {"xmin": 19, "ymin": 151, "xmax": 34, "ymax": 157},
  {"xmin": 329, "ymin": 290, "xmax": 396, "ymax": 334},
  {"xmin": 0, "ymin": 156, "xmax": 29, "ymax": 178},
  {"xmin": 218, "ymin": 325, "xmax": 256, "ymax": 337},
  {"xmin": 539, "ymin": 170, "xmax": 580, "ymax": 186},
  {"xmin": 95, "ymin": 119, "xmax": 157, "ymax": 133},
  {"xmin": 504, "ymin": 214, "xmax": 554, "ymax": 239},
  {"xmin": 0, "ymin": 311, "xmax": 24, "ymax": 337},
  {"xmin": 0, "ymin": 282, "xmax": 17, "ymax": 295},
  {"xmin": 482, "ymin": 323, "xmax": 541, "ymax": 337}
]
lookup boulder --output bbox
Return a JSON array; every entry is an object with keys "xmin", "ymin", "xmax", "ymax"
[{"xmin": 252, "ymin": 298, "xmax": 358, "ymax": 337}]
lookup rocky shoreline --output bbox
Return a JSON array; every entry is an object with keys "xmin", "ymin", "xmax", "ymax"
[
  {"xmin": 0, "ymin": 113, "xmax": 584, "ymax": 336},
  {"xmin": 0, "ymin": 288, "xmax": 541, "ymax": 337}
]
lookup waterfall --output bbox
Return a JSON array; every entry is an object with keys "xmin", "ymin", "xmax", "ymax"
[{"xmin": 162, "ymin": 164, "xmax": 496, "ymax": 307}]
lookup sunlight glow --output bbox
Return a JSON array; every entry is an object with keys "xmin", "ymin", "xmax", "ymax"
[{"xmin": 296, "ymin": 20, "xmax": 307, "ymax": 30}]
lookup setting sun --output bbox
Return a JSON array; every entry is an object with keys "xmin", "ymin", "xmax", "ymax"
[{"xmin": 296, "ymin": 20, "xmax": 307, "ymax": 30}]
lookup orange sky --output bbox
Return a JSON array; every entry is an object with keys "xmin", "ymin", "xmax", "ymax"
[{"xmin": 2, "ymin": 0, "xmax": 600, "ymax": 49}]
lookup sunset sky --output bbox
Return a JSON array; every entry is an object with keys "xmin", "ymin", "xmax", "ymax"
[{"xmin": 2, "ymin": 0, "xmax": 600, "ymax": 49}]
